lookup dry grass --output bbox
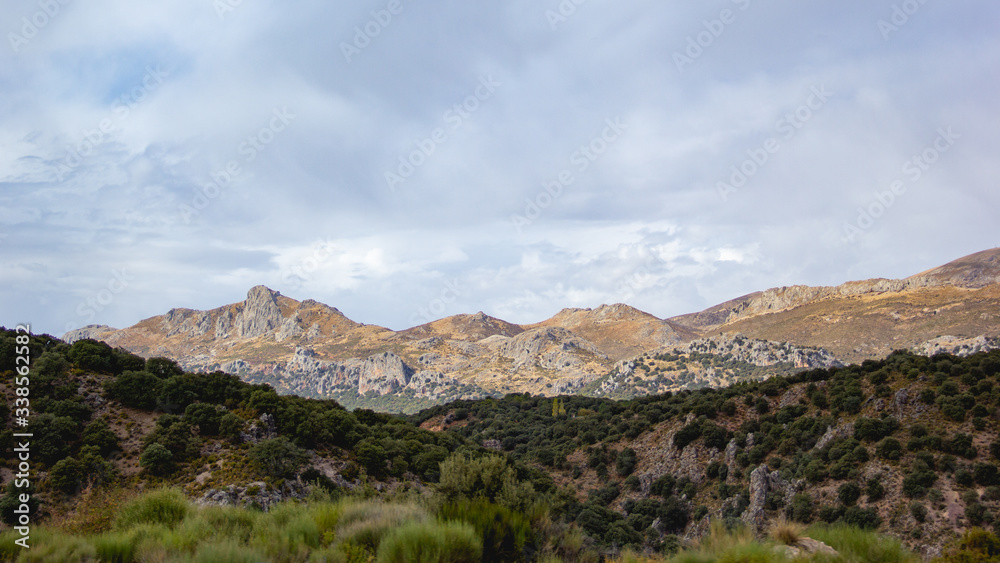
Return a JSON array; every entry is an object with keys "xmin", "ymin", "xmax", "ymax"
[{"xmin": 769, "ymin": 517, "xmax": 805, "ymax": 546}]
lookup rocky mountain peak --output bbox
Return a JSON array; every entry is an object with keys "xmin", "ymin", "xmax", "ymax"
[
  {"xmin": 907, "ymin": 248, "xmax": 1000, "ymax": 289},
  {"xmin": 240, "ymin": 286, "xmax": 284, "ymax": 339}
]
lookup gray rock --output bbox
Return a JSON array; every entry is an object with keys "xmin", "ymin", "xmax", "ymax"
[
  {"xmin": 741, "ymin": 464, "xmax": 770, "ymax": 534},
  {"xmin": 239, "ymin": 285, "xmax": 283, "ymax": 338}
]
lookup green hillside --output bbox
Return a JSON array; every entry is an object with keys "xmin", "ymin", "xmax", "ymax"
[{"xmin": 2, "ymin": 328, "xmax": 1000, "ymax": 561}]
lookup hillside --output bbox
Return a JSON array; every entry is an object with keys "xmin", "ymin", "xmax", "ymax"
[
  {"xmin": 5, "ymin": 328, "xmax": 1000, "ymax": 560},
  {"xmin": 669, "ymin": 249, "xmax": 1000, "ymax": 364},
  {"xmin": 60, "ymin": 248, "xmax": 1000, "ymax": 412}
]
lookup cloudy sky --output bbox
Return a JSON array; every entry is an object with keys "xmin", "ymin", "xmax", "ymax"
[{"xmin": 2, "ymin": 0, "xmax": 998, "ymax": 336}]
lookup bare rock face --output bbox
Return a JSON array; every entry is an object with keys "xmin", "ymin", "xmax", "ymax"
[
  {"xmin": 680, "ymin": 334, "xmax": 843, "ymax": 369},
  {"xmin": 914, "ymin": 335, "xmax": 1000, "ymax": 357},
  {"xmin": 777, "ymin": 537, "xmax": 838, "ymax": 558},
  {"xmin": 240, "ymin": 413, "xmax": 277, "ymax": 443},
  {"xmin": 197, "ymin": 480, "xmax": 308, "ymax": 512},
  {"xmin": 240, "ymin": 285, "xmax": 283, "ymax": 338},
  {"xmin": 357, "ymin": 352, "xmax": 413, "ymax": 395},
  {"xmin": 496, "ymin": 327, "xmax": 606, "ymax": 370},
  {"xmin": 62, "ymin": 324, "xmax": 117, "ymax": 344},
  {"xmin": 741, "ymin": 465, "xmax": 770, "ymax": 534}
]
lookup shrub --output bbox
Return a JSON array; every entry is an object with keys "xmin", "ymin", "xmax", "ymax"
[
  {"xmin": 50, "ymin": 457, "xmax": 85, "ymax": 494},
  {"xmin": 650, "ymin": 474, "xmax": 675, "ymax": 497},
  {"xmin": 437, "ymin": 453, "xmax": 534, "ymax": 512},
  {"xmin": 249, "ymin": 437, "xmax": 309, "ymax": 478},
  {"xmin": 838, "ymin": 482, "xmax": 861, "ymax": 506},
  {"xmin": 910, "ymin": 502, "xmax": 927, "ymax": 523},
  {"xmin": 865, "ymin": 478, "xmax": 885, "ymax": 502},
  {"xmin": 114, "ymin": 488, "xmax": 189, "ymax": 530},
  {"xmin": 81, "ymin": 419, "xmax": 120, "ymax": 456},
  {"xmin": 974, "ymin": 463, "xmax": 1000, "ymax": 486},
  {"xmin": 104, "ymin": 371, "xmax": 163, "ymax": 410},
  {"xmin": 439, "ymin": 500, "xmax": 534, "ymax": 561},
  {"xmin": 145, "ymin": 357, "xmax": 183, "ymax": 378},
  {"xmin": 854, "ymin": 416, "xmax": 898, "ymax": 442},
  {"xmin": 842, "ymin": 506, "xmax": 881, "ymax": 530},
  {"xmin": 673, "ymin": 422, "xmax": 702, "ymax": 449},
  {"xmin": 941, "ymin": 528, "xmax": 1000, "ymax": 561},
  {"xmin": 184, "ymin": 403, "xmax": 223, "ymax": 436},
  {"xmin": 624, "ymin": 475, "xmax": 640, "ymax": 492},
  {"xmin": 139, "ymin": 443, "xmax": 174, "ymax": 476},
  {"xmin": 616, "ymin": 448, "xmax": 637, "ymax": 476},
  {"xmin": 788, "ymin": 493, "xmax": 814, "ymax": 523},
  {"xmin": 876, "ymin": 437, "xmax": 903, "ymax": 461},
  {"xmin": 376, "ymin": 520, "xmax": 481, "ymax": 563}
]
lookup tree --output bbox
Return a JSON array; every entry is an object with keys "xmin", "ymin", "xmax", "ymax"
[
  {"xmin": 140, "ymin": 443, "xmax": 174, "ymax": 476},
  {"xmin": 438, "ymin": 453, "xmax": 535, "ymax": 512},
  {"xmin": 249, "ymin": 437, "xmax": 309, "ymax": 478},
  {"xmin": 146, "ymin": 357, "xmax": 183, "ymax": 378},
  {"xmin": 105, "ymin": 371, "xmax": 163, "ymax": 410},
  {"xmin": 82, "ymin": 419, "xmax": 120, "ymax": 456},
  {"xmin": 616, "ymin": 448, "xmax": 637, "ymax": 476}
]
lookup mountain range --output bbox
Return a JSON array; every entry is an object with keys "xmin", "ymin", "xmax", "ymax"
[{"xmin": 64, "ymin": 248, "xmax": 1000, "ymax": 412}]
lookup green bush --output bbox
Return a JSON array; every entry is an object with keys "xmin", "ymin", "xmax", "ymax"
[
  {"xmin": 616, "ymin": 447, "xmax": 637, "ymax": 476},
  {"xmin": 838, "ymin": 482, "xmax": 861, "ymax": 506},
  {"xmin": 248, "ymin": 437, "xmax": 309, "ymax": 478},
  {"xmin": 139, "ymin": 443, "xmax": 174, "ymax": 476},
  {"xmin": 114, "ymin": 488, "xmax": 189, "ymax": 530},
  {"xmin": 788, "ymin": 493, "xmax": 814, "ymax": 523},
  {"xmin": 81, "ymin": 419, "xmax": 120, "ymax": 456},
  {"xmin": 673, "ymin": 422, "xmax": 702, "ymax": 449},
  {"xmin": 437, "ymin": 453, "xmax": 534, "ymax": 512},
  {"xmin": 104, "ymin": 371, "xmax": 163, "ymax": 410},
  {"xmin": 876, "ymin": 437, "xmax": 903, "ymax": 460},
  {"xmin": 439, "ymin": 500, "xmax": 534, "ymax": 562},
  {"xmin": 376, "ymin": 520, "xmax": 481, "ymax": 563}
]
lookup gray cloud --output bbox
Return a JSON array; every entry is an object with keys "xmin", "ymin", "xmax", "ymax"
[{"xmin": 1, "ymin": 0, "xmax": 998, "ymax": 336}]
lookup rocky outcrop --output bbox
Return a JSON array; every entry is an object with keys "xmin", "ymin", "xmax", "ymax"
[
  {"xmin": 740, "ymin": 464, "xmax": 801, "ymax": 536},
  {"xmin": 913, "ymin": 335, "xmax": 1000, "ymax": 357},
  {"xmin": 494, "ymin": 327, "xmax": 607, "ymax": 370},
  {"xmin": 741, "ymin": 465, "xmax": 770, "ymax": 534},
  {"xmin": 776, "ymin": 537, "xmax": 838, "ymax": 558},
  {"xmin": 680, "ymin": 334, "xmax": 843, "ymax": 369},
  {"xmin": 197, "ymin": 479, "xmax": 308, "ymax": 511},
  {"xmin": 240, "ymin": 413, "xmax": 276, "ymax": 443},
  {"xmin": 357, "ymin": 352, "xmax": 413, "ymax": 395},
  {"xmin": 62, "ymin": 324, "xmax": 117, "ymax": 344},
  {"xmin": 239, "ymin": 285, "xmax": 283, "ymax": 338}
]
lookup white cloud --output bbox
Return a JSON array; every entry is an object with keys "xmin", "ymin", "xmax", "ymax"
[{"xmin": 1, "ymin": 1, "xmax": 998, "ymax": 336}]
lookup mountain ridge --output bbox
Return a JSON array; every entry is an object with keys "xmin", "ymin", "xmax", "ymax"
[{"xmin": 62, "ymin": 248, "xmax": 1000, "ymax": 410}]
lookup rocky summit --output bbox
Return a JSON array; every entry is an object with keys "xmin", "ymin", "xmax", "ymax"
[{"xmin": 64, "ymin": 249, "xmax": 1000, "ymax": 412}]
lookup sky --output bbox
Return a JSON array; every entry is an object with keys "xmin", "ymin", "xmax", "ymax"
[{"xmin": 1, "ymin": 0, "xmax": 999, "ymax": 337}]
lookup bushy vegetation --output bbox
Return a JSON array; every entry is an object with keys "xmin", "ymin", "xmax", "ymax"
[{"xmin": 2, "ymin": 327, "xmax": 1000, "ymax": 559}]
